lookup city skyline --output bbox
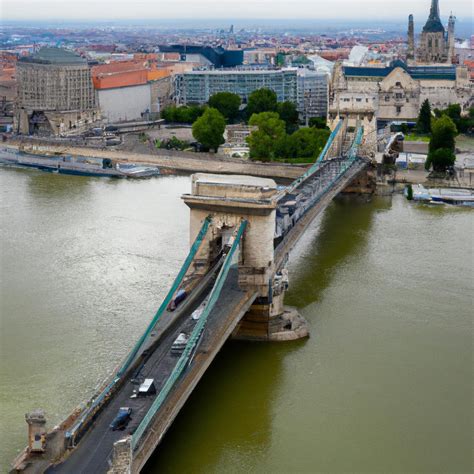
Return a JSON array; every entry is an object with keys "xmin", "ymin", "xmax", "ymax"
[{"xmin": 3, "ymin": 0, "xmax": 473, "ymax": 21}]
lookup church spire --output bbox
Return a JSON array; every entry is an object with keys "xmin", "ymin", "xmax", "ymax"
[
  {"xmin": 429, "ymin": 0, "xmax": 440, "ymax": 20},
  {"xmin": 423, "ymin": 0, "xmax": 444, "ymax": 33}
]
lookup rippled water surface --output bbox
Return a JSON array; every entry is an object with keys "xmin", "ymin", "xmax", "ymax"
[{"xmin": 0, "ymin": 167, "xmax": 472, "ymax": 473}]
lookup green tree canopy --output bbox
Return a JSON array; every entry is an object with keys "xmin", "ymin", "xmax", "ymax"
[
  {"xmin": 246, "ymin": 88, "xmax": 278, "ymax": 118},
  {"xmin": 416, "ymin": 99, "xmax": 432, "ymax": 134},
  {"xmin": 161, "ymin": 105, "xmax": 205, "ymax": 124},
  {"xmin": 277, "ymin": 101, "xmax": 299, "ymax": 133},
  {"xmin": 276, "ymin": 127, "xmax": 330, "ymax": 160},
  {"xmin": 434, "ymin": 103, "xmax": 472, "ymax": 134},
  {"xmin": 429, "ymin": 115, "xmax": 457, "ymax": 153},
  {"xmin": 426, "ymin": 115, "xmax": 458, "ymax": 172},
  {"xmin": 208, "ymin": 92, "xmax": 242, "ymax": 121},
  {"xmin": 309, "ymin": 117, "xmax": 329, "ymax": 130},
  {"xmin": 425, "ymin": 148, "xmax": 456, "ymax": 172},
  {"xmin": 192, "ymin": 107, "xmax": 226, "ymax": 152},
  {"xmin": 247, "ymin": 112, "xmax": 286, "ymax": 161}
]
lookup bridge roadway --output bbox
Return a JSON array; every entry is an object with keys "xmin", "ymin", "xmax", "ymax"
[
  {"xmin": 48, "ymin": 268, "xmax": 256, "ymax": 473},
  {"xmin": 34, "ymin": 119, "xmax": 368, "ymax": 472}
]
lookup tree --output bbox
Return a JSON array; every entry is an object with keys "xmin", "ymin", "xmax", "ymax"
[
  {"xmin": 247, "ymin": 112, "xmax": 286, "ymax": 161},
  {"xmin": 434, "ymin": 103, "xmax": 472, "ymax": 134},
  {"xmin": 161, "ymin": 105, "xmax": 205, "ymax": 124},
  {"xmin": 192, "ymin": 108, "xmax": 226, "ymax": 152},
  {"xmin": 279, "ymin": 127, "xmax": 330, "ymax": 160},
  {"xmin": 429, "ymin": 115, "xmax": 457, "ymax": 153},
  {"xmin": 246, "ymin": 88, "xmax": 278, "ymax": 118},
  {"xmin": 208, "ymin": 92, "xmax": 241, "ymax": 122},
  {"xmin": 416, "ymin": 99, "xmax": 432, "ymax": 134},
  {"xmin": 425, "ymin": 115, "xmax": 458, "ymax": 172},
  {"xmin": 277, "ymin": 101, "xmax": 299, "ymax": 133},
  {"xmin": 425, "ymin": 148, "xmax": 456, "ymax": 172},
  {"xmin": 309, "ymin": 117, "xmax": 329, "ymax": 130}
]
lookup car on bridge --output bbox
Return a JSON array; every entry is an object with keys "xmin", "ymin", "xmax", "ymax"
[{"xmin": 110, "ymin": 407, "xmax": 132, "ymax": 431}]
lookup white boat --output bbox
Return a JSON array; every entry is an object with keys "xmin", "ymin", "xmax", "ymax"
[{"xmin": 410, "ymin": 184, "xmax": 474, "ymax": 207}]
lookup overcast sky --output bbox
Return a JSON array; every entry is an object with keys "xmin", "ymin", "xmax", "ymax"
[{"xmin": 2, "ymin": 0, "xmax": 472, "ymax": 21}]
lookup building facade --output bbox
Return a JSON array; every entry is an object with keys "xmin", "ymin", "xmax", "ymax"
[
  {"xmin": 329, "ymin": 60, "xmax": 472, "ymax": 130},
  {"xmin": 15, "ymin": 47, "xmax": 98, "ymax": 136},
  {"xmin": 408, "ymin": 0, "xmax": 456, "ymax": 64},
  {"xmin": 91, "ymin": 61, "xmax": 173, "ymax": 122},
  {"xmin": 175, "ymin": 69, "xmax": 298, "ymax": 105},
  {"xmin": 296, "ymin": 69, "xmax": 329, "ymax": 122}
]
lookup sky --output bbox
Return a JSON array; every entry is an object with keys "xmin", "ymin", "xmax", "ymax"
[{"xmin": 1, "ymin": 0, "xmax": 473, "ymax": 21}]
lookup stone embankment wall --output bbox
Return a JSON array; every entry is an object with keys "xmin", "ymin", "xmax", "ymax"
[{"xmin": 4, "ymin": 140, "xmax": 306, "ymax": 180}]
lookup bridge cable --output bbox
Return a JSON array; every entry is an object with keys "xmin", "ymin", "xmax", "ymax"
[{"xmin": 131, "ymin": 220, "xmax": 248, "ymax": 450}]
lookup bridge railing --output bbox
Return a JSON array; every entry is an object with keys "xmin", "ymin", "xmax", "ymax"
[
  {"xmin": 131, "ymin": 220, "xmax": 248, "ymax": 450},
  {"xmin": 274, "ymin": 123, "xmax": 365, "ymax": 245},
  {"xmin": 274, "ymin": 119, "xmax": 344, "ymax": 201},
  {"xmin": 65, "ymin": 217, "xmax": 212, "ymax": 447}
]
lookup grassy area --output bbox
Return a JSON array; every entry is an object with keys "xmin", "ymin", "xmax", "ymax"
[{"xmin": 404, "ymin": 133, "xmax": 430, "ymax": 142}]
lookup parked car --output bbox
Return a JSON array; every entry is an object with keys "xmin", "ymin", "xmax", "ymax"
[{"xmin": 110, "ymin": 407, "xmax": 132, "ymax": 431}]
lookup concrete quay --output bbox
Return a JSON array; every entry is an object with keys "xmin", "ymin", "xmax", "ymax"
[{"xmin": 3, "ymin": 141, "xmax": 307, "ymax": 180}]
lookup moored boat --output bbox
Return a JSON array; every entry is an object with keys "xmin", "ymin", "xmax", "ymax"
[
  {"xmin": 409, "ymin": 184, "xmax": 474, "ymax": 207},
  {"xmin": 0, "ymin": 147, "xmax": 160, "ymax": 178}
]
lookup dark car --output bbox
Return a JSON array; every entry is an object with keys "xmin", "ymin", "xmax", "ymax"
[
  {"xmin": 110, "ymin": 407, "xmax": 132, "ymax": 431},
  {"xmin": 168, "ymin": 289, "xmax": 187, "ymax": 312}
]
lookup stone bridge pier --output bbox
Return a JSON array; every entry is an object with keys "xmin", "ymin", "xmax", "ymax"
[{"xmin": 182, "ymin": 173, "xmax": 309, "ymax": 342}]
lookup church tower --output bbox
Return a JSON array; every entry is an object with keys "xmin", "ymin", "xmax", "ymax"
[
  {"xmin": 407, "ymin": 15, "xmax": 415, "ymax": 61},
  {"xmin": 447, "ymin": 13, "xmax": 456, "ymax": 63},
  {"xmin": 417, "ymin": 0, "xmax": 450, "ymax": 63}
]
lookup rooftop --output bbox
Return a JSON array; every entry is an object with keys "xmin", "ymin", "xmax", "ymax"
[
  {"xmin": 343, "ymin": 60, "xmax": 456, "ymax": 81},
  {"xmin": 183, "ymin": 68, "xmax": 297, "ymax": 76},
  {"xmin": 19, "ymin": 47, "xmax": 87, "ymax": 66}
]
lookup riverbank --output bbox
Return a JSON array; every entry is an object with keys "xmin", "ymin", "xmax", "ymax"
[{"xmin": 3, "ymin": 140, "xmax": 307, "ymax": 180}]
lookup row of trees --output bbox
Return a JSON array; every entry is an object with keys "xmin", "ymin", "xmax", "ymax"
[
  {"xmin": 162, "ymin": 88, "xmax": 328, "ymax": 161},
  {"xmin": 415, "ymin": 99, "xmax": 469, "ymax": 172},
  {"xmin": 247, "ymin": 111, "xmax": 330, "ymax": 162},
  {"xmin": 161, "ymin": 105, "xmax": 205, "ymax": 124},
  {"xmin": 417, "ymin": 99, "xmax": 474, "ymax": 135}
]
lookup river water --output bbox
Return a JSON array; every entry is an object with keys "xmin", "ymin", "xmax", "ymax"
[{"xmin": 0, "ymin": 167, "xmax": 472, "ymax": 473}]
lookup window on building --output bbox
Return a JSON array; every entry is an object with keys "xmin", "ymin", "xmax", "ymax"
[
  {"xmin": 395, "ymin": 82, "xmax": 402, "ymax": 87},
  {"xmin": 396, "ymin": 106, "xmax": 402, "ymax": 114}
]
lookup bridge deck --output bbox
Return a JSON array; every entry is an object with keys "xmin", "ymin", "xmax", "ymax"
[
  {"xmin": 22, "ymin": 120, "xmax": 370, "ymax": 474},
  {"xmin": 48, "ymin": 269, "xmax": 256, "ymax": 473}
]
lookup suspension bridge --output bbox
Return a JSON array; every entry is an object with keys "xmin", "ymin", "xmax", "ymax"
[{"xmin": 13, "ymin": 119, "xmax": 372, "ymax": 474}]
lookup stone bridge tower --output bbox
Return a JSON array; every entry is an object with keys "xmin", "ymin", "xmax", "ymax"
[{"xmin": 182, "ymin": 173, "xmax": 309, "ymax": 342}]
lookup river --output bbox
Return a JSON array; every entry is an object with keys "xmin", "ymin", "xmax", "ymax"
[{"xmin": 0, "ymin": 167, "xmax": 472, "ymax": 473}]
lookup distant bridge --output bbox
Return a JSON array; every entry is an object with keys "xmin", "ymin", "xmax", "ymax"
[{"xmin": 13, "ymin": 119, "xmax": 372, "ymax": 474}]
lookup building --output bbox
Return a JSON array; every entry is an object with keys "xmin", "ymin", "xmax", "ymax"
[
  {"xmin": 91, "ymin": 61, "xmax": 173, "ymax": 123},
  {"xmin": 157, "ymin": 45, "xmax": 243, "ymax": 68},
  {"xmin": 329, "ymin": 60, "xmax": 472, "ymax": 130},
  {"xmin": 408, "ymin": 0, "xmax": 456, "ymax": 64},
  {"xmin": 15, "ymin": 47, "xmax": 98, "ymax": 136},
  {"xmin": 296, "ymin": 69, "xmax": 329, "ymax": 122},
  {"xmin": 176, "ymin": 69, "xmax": 298, "ymax": 105}
]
